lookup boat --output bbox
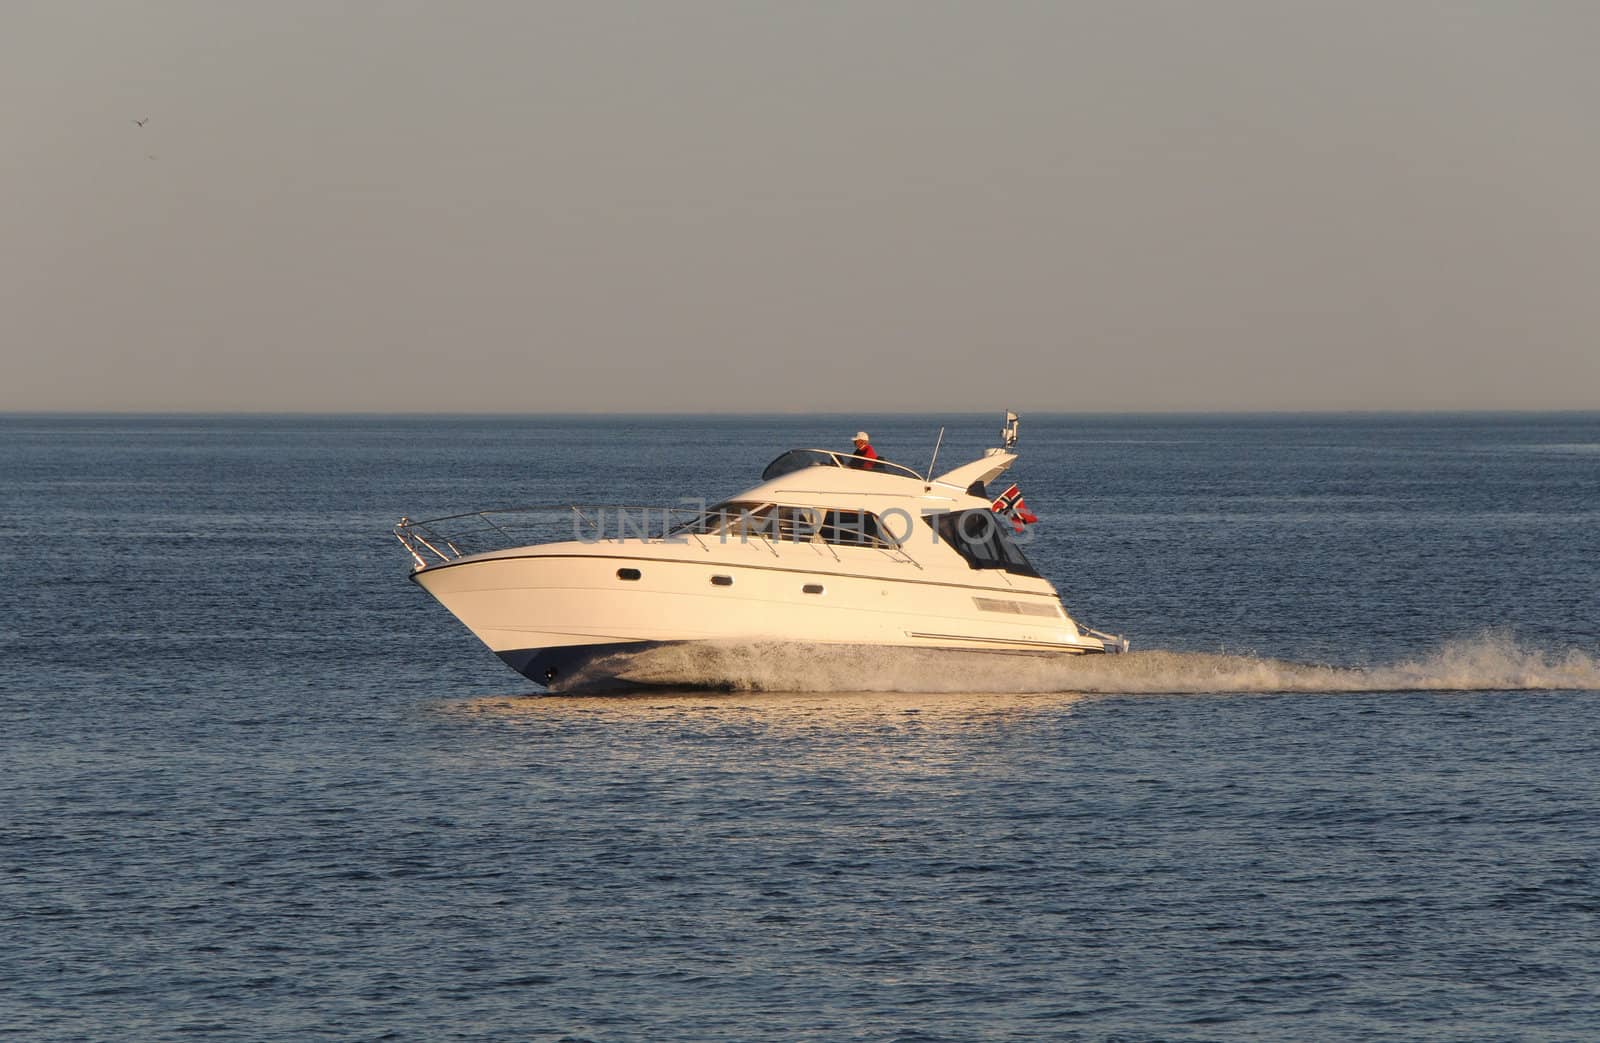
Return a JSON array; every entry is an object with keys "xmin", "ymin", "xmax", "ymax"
[{"xmin": 394, "ymin": 414, "xmax": 1128, "ymax": 690}]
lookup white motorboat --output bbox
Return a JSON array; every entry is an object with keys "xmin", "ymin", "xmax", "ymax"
[{"xmin": 395, "ymin": 415, "xmax": 1128, "ymax": 690}]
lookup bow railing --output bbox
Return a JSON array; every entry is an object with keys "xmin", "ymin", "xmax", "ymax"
[{"xmin": 394, "ymin": 505, "xmax": 708, "ymax": 569}]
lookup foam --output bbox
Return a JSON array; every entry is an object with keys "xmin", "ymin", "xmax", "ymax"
[{"xmin": 556, "ymin": 631, "xmax": 1600, "ymax": 695}]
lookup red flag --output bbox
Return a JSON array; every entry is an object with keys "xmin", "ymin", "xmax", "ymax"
[{"xmin": 990, "ymin": 483, "xmax": 1039, "ymax": 532}]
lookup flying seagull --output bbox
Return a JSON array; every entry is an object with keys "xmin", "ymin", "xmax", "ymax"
[{"xmin": 133, "ymin": 117, "xmax": 149, "ymax": 127}]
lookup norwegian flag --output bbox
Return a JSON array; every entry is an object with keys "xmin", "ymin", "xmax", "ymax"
[{"xmin": 990, "ymin": 482, "xmax": 1039, "ymax": 532}]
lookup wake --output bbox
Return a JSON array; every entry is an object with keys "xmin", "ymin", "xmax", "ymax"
[{"xmin": 563, "ymin": 632, "xmax": 1600, "ymax": 695}]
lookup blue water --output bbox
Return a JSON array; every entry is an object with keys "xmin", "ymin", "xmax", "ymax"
[{"xmin": 3, "ymin": 413, "xmax": 1598, "ymax": 1041}]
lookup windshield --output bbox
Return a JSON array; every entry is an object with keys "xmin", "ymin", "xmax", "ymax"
[
  {"xmin": 760, "ymin": 448, "xmax": 924, "ymax": 482},
  {"xmin": 761, "ymin": 449, "xmax": 841, "ymax": 482}
]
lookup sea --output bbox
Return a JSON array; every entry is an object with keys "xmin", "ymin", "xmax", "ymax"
[{"xmin": 3, "ymin": 412, "xmax": 1598, "ymax": 1042}]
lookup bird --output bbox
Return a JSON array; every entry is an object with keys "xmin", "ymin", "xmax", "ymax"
[{"xmin": 133, "ymin": 117, "xmax": 149, "ymax": 127}]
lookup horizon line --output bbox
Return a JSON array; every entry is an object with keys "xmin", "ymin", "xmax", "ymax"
[{"xmin": 4, "ymin": 407, "xmax": 1598, "ymax": 419}]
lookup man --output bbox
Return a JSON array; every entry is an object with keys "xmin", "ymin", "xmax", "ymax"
[{"xmin": 849, "ymin": 431, "xmax": 878, "ymax": 470}]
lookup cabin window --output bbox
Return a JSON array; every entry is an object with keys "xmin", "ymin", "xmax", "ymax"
[
  {"xmin": 802, "ymin": 583, "xmax": 825, "ymax": 595},
  {"xmin": 669, "ymin": 502, "xmax": 773, "ymax": 539},
  {"xmin": 778, "ymin": 507, "xmax": 896, "ymax": 547},
  {"xmin": 710, "ymin": 575, "xmax": 734, "ymax": 587},
  {"xmin": 773, "ymin": 506, "xmax": 823, "ymax": 542},
  {"xmin": 670, "ymin": 501, "xmax": 895, "ymax": 548},
  {"xmin": 923, "ymin": 511, "xmax": 1039, "ymax": 577},
  {"xmin": 819, "ymin": 510, "xmax": 889, "ymax": 547},
  {"xmin": 616, "ymin": 568, "xmax": 642, "ymax": 581}
]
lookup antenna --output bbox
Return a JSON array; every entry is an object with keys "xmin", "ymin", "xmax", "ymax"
[
  {"xmin": 924, "ymin": 426, "xmax": 946, "ymax": 485},
  {"xmin": 1002, "ymin": 411, "xmax": 1019, "ymax": 449}
]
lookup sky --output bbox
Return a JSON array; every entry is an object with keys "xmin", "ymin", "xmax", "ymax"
[{"xmin": 3, "ymin": 1, "xmax": 1598, "ymax": 413}]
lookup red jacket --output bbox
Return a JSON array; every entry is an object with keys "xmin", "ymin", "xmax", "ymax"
[{"xmin": 851, "ymin": 443, "xmax": 878, "ymax": 470}]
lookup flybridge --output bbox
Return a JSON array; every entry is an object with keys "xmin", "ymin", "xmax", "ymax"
[
  {"xmin": 760, "ymin": 449, "xmax": 926, "ymax": 483},
  {"xmin": 761, "ymin": 412, "xmax": 1020, "ymax": 491}
]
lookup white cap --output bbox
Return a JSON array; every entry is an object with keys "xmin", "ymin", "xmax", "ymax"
[{"xmin": 854, "ymin": 431, "xmax": 870, "ymax": 442}]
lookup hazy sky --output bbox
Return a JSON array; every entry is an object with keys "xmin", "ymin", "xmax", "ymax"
[{"xmin": 4, "ymin": 1, "xmax": 1598, "ymax": 412}]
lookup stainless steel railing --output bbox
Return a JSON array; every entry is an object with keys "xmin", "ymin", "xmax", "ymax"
[{"xmin": 393, "ymin": 505, "xmax": 707, "ymax": 569}]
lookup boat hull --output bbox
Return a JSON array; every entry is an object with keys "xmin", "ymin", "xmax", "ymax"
[{"xmin": 411, "ymin": 545, "xmax": 1116, "ymax": 689}]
